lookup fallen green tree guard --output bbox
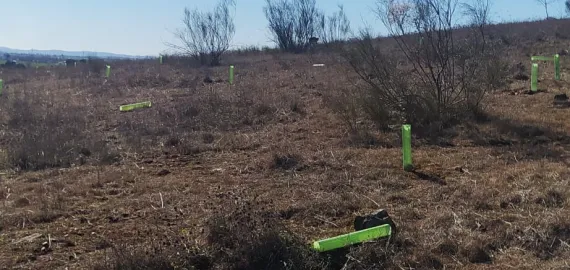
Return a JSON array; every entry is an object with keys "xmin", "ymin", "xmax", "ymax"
[
  {"xmin": 119, "ymin": 101, "xmax": 152, "ymax": 112},
  {"xmin": 531, "ymin": 56, "xmax": 554, "ymax": 61},
  {"xmin": 312, "ymin": 224, "xmax": 392, "ymax": 252}
]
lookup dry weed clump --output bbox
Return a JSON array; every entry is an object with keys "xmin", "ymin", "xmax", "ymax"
[
  {"xmin": 97, "ymin": 202, "xmax": 333, "ymax": 270},
  {"xmin": 1, "ymin": 87, "xmax": 108, "ymax": 171}
]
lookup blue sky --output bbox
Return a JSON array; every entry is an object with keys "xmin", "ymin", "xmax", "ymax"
[{"xmin": 0, "ymin": 0, "xmax": 566, "ymax": 56}]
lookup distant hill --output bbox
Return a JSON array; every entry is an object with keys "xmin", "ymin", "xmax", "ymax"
[{"xmin": 0, "ymin": 46, "xmax": 150, "ymax": 59}]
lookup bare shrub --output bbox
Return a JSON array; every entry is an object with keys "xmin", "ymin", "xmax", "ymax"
[
  {"xmin": 3, "ymin": 89, "xmax": 101, "ymax": 171},
  {"xmin": 535, "ymin": 0, "xmax": 557, "ymax": 18},
  {"xmin": 263, "ymin": 0, "xmax": 323, "ymax": 52},
  {"xmin": 316, "ymin": 5, "xmax": 352, "ymax": 45},
  {"xmin": 87, "ymin": 57, "xmax": 106, "ymax": 76},
  {"xmin": 168, "ymin": 0, "xmax": 236, "ymax": 66},
  {"xmin": 95, "ymin": 203, "xmax": 330, "ymax": 270},
  {"xmin": 204, "ymin": 203, "xmax": 329, "ymax": 269},
  {"xmin": 341, "ymin": 0, "xmax": 506, "ymax": 135},
  {"xmin": 93, "ymin": 241, "xmax": 211, "ymax": 270}
]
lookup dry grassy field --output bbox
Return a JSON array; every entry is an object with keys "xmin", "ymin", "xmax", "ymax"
[{"xmin": 0, "ymin": 19, "xmax": 570, "ymax": 269}]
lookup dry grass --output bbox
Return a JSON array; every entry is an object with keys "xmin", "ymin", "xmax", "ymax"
[{"xmin": 0, "ymin": 19, "xmax": 569, "ymax": 269}]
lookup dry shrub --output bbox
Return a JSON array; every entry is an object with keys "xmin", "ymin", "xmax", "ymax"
[
  {"xmin": 2, "ymin": 88, "xmax": 105, "ymax": 171},
  {"xmin": 338, "ymin": 0, "xmax": 509, "ymax": 137},
  {"xmin": 87, "ymin": 57, "xmax": 107, "ymax": 75},
  {"xmin": 271, "ymin": 153, "xmax": 302, "ymax": 170},
  {"xmin": 201, "ymin": 200, "xmax": 360, "ymax": 270},
  {"xmin": 93, "ymin": 242, "xmax": 211, "ymax": 270},
  {"xmin": 97, "ymin": 202, "xmax": 331, "ymax": 270}
]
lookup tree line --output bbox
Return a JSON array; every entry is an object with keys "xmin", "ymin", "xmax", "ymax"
[{"xmin": 168, "ymin": 0, "xmax": 351, "ymax": 66}]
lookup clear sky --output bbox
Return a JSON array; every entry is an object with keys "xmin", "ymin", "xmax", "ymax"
[{"xmin": 0, "ymin": 0, "xmax": 566, "ymax": 56}]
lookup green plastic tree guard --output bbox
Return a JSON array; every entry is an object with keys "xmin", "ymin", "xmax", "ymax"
[
  {"xmin": 119, "ymin": 101, "xmax": 152, "ymax": 112},
  {"xmin": 531, "ymin": 63, "xmax": 538, "ymax": 92},
  {"xmin": 555, "ymin": 54, "xmax": 560, "ymax": 81},
  {"xmin": 229, "ymin": 65, "xmax": 234, "ymax": 85},
  {"xmin": 531, "ymin": 56, "xmax": 554, "ymax": 61},
  {"xmin": 159, "ymin": 55, "xmax": 163, "ymax": 64},
  {"xmin": 312, "ymin": 224, "xmax": 392, "ymax": 252},
  {"xmin": 402, "ymin": 125, "xmax": 413, "ymax": 171},
  {"xmin": 106, "ymin": 65, "xmax": 111, "ymax": 78},
  {"xmin": 0, "ymin": 79, "xmax": 3, "ymax": 95}
]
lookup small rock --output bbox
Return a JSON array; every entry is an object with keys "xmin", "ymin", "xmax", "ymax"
[
  {"xmin": 555, "ymin": 93, "xmax": 569, "ymax": 101},
  {"xmin": 554, "ymin": 94, "xmax": 569, "ymax": 107},
  {"xmin": 157, "ymin": 169, "xmax": 171, "ymax": 176},
  {"xmin": 559, "ymin": 49, "xmax": 569, "ymax": 56},
  {"xmin": 454, "ymin": 166, "xmax": 469, "ymax": 174},
  {"xmin": 466, "ymin": 246, "xmax": 492, "ymax": 264},
  {"xmin": 107, "ymin": 216, "xmax": 120, "ymax": 223},
  {"xmin": 354, "ymin": 209, "xmax": 397, "ymax": 235},
  {"xmin": 203, "ymin": 76, "xmax": 213, "ymax": 83}
]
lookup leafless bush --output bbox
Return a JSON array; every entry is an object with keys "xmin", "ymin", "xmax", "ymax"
[
  {"xmin": 462, "ymin": 0, "xmax": 491, "ymax": 50},
  {"xmin": 87, "ymin": 57, "xmax": 106, "ymax": 76},
  {"xmin": 341, "ymin": 0, "xmax": 506, "ymax": 134},
  {"xmin": 535, "ymin": 0, "xmax": 557, "ymax": 18},
  {"xmin": 3, "ymin": 89, "xmax": 102, "ymax": 171},
  {"xmin": 316, "ymin": 5, "xmax": 352, "ymax": 45},
  {"xmin": 264, "ymin": 0, "xmax": 323, "ymax": 52},
  {"xmin": 168, "ymin": 0, "xmax": 236, "ymax": 66}
]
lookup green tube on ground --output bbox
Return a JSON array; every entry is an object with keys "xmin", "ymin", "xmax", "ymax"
[
  {"xmin": 0, "ymin": 79, "xmax": 3, "ymax": 94},
  {"xmin": 531, "ymin": 63, "xmax": 538, "ymax": 92},
  {"xmin": 119, "ymin": 101, "xmax": 152, "ymax": 112},
  {"xmin": 531, "ymin": 56, "xmax": 554, "ymax": 61},
  {"xmin": 402, "ymin": 124, "xmax": 413, "ymax": 171},
  {"xmin": 555, "ymin": 54, "xmax": 560, "ymax": 81},
  {"xmin": 312, "ymin": 224, "xmax": 392, "ymax": 252},
  {"xmin": 229, "ymin": 65, "xmax": 234, "ymax": 85},
  {"xmin": 159, "ymin": 55, "xmax": 163, "ymax": 64},
  {"xmin": 106, "ymin": 65, "xmax": 111, "ymax": 78}
]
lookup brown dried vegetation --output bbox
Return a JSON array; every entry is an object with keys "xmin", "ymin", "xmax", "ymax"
[{"xmin": 0, "ymin": 19, "xmax": 569, "ymax": 269}]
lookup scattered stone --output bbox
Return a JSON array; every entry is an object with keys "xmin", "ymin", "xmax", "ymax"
[{"xmin": 157, "ymin": 169, "xmax": 171, "ymax": 176}]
